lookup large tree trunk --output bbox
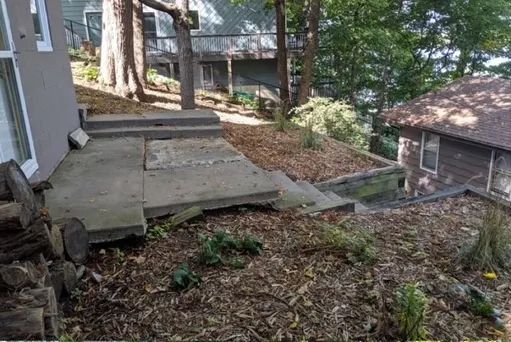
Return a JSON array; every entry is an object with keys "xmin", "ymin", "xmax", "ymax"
[
  {"xmin": 275, "ymin": 0, "xmax": 290, "ymax": 114},
  {"xmin": 133, "ymin": 0, "xmax": 147, "ymax": 88},
  {"xmin": 99, "ymin": 0, "xmax": 115, "ymax": 86},
  {"xmin": 100, "ymin": 0, "xmax": 144, "ymax": 100},
  {"xmin": 297, "ymin": 0, "xmax": 320, "ymax": 105},
  {"xmin": 140, "ymin": 0, "xmax": 196, "ymax": 109}
]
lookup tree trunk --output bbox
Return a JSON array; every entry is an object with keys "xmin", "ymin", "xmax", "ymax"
[
  {"xmin": 275, "ymin": 0, "xmax": 290, "ymax": 114},
  {"xmin": 297, "ymin": 0, "xmax": 320, "ymax": 105},
  {"xmin": 54, "ymin": 218, "xmax": 89, "ymax": 264},
  {"xmin": 140, "ymin": 0, "xmax": 196, "ymax": 109},
  {"xmin": 0, "ymin": 202, "xmax": 32, "ymax": 230},
  {"xmin": 133, "ymin": 0, "xmax": 147, "ymax": 88},
  {"xmin": 99, "ymin": 0, "xmax": 115, "ymax": 87},
  {"xmin": 0, "ymin": 219, "xmax": 61, "ymax": 264},
  {"xmin": 0, "ymin": 308, "xmax": 45, "ymax": 340}
]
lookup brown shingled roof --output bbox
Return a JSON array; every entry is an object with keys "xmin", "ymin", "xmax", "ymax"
[{"xmin": 382, "ymin": 76, "xmax": 511, "ymax": 151}]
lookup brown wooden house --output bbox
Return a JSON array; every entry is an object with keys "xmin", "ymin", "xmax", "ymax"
[{"xmin": 382, "ymin": 76, "xmax": 511, "ymax": 200}]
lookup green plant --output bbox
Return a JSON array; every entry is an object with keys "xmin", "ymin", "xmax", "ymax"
[
  {"xmin": 396, "ymin": 283, "xmax": 428, "ymax": 341},
  {"xmin": 227, "ymin": 257, "xmax": 246, "ymax": 269},
  {"xmin": 321, "ymin": 223, "xmax": 375, "ymax": 264},
  {"xmin": 239, "ymin": 235, "xmax": 263, "ymax": 255},
  {"xmin": 273, "ymin": 109, "xmax": 292, "ymax": 132},
  {"xmin": 82, "ymin": 66, "xmax": 99, "ymax": 82},
  {"xmin": 172, "ymin": 264, "xmax": 202, "ymax": 290},
  {"xmin": 147, "ymin": 68, "xmax": 158, "ymax": 85},
  {"xmin": 459, "ymin": 204, "xmax": 511, "ymax": 270},
  {"xmin": 163, "ymin": 77, "xmax": 180, "ymax": 90},
  {"xmin": 300, "ymin": 119, "xmax": 323, "ymax": 150},
  {"xmin": 469, "ymin": 293, "xmax": 495, "ymax": 318},
  {"xmin": 199, "ymin": 234, "xmax": 223, "ymax": 266},
  {"xmin": 147, "ymin": 225, "xmax": 169, "ymax": 240},
  {"xmin": 112, "ymin": 248, "xmax": 125, "ymax": 265},
  {"xmin": 291, "ymin": 97, "xmax": 368, "ymax": 149}
]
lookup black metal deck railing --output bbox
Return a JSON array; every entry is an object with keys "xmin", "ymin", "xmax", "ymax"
[{"xmin": 63, "ymin": 19, "xmax": 305, "ymax": 56}]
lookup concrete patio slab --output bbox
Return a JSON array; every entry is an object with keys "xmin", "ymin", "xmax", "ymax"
[
  {"xmin": 144, "ymin": 160, "xmax": 279, "ymax": 217},
  {"xmin": 46, "ymin": 138, "xmax": 146, "ymax": 243},
  {"xmin": 146, "ymin": 138, "xmax": 244, "ymax": 170}
]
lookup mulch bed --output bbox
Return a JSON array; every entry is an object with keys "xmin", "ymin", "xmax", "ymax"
[
  {"xmin": 64, "ymin": 195, "xmax": 511, "ymax": 340},
  {"xmin": 223, "ymin": 122, "xmax": 384, "ymax": 182}
]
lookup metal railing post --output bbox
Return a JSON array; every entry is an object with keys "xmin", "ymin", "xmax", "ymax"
[{"xmin": 70, "ymin": 21, "xmax": 76, "ymax": 49}]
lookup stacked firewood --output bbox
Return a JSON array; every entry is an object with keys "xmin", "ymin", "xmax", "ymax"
[{"xmin": 0, "ymin": 160, "xmax": 89, "ymax": 340}]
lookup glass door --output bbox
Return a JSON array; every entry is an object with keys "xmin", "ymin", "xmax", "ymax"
[{"xmin": 0, "ymin": 1, "xmax": 35, "ymax": 173}]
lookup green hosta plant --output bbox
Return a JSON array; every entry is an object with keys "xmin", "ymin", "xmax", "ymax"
[
  {"xmin": 396, "ymin": 283, "xmax": 428, "ymax": 341},
  {"xmin": 82, "ymin": 66, "xmax": 99, "ymax": 82},
  {"xmin": 291, "ymin": 97, "xmax": 368, "ymax": 149},
  {"xmin": 173, "ymin": 264, "xmax": 201, "ymax": 290},
  {"xmin": 147, "ymin": 68, "xmax": 158, "ymax": 85}
]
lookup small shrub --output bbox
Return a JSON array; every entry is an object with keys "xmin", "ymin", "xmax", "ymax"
[
  {"xmin": 395, "ymin": 283, "xmax": 428, "ymax": 341},
  {"xmin": 82, "ymin": 66, "xmax": 99, "ymax": 82},
  {"xmin": 273, "ymin": 110, "xmax": 292, "ymax": 132},
  {"xmin": 199, "ymin": 234, "xmax": 223, "ymax": 266},
  {"xmin": 163, "ymin": 77, "xmax": 180, "ymax": 90},
  {"xmin": 291, "ymin": 97, "xmax": 368, "ymax": 149},
  {"xmin": 199, "ymin": 231, "xmax": 263, "ymax": 266},
  {"xmin": 321, "ymin": 223, "xmax": 375, "ymax": 264},
  {"xmin": 147, "ymin": 225, "xmax": 168, "ymax": 240},
  {"xmin": 173, "ymin": 264, "xmax": 201, "ymax": 290},
  {"xmin": 300, "ymin": 119, "xmax": 323, "ymax": 150},
  {"xmin": 112, "ymin": 248, "xmax": 125, "ymax": 265},
  {"xmin": 459, "ymin": 204, "xmax": 511, "ymax": 270},
  {"xmin": 146, "ymin": 68, "xmax": 159, "ymax": 85},
  {"xmin": 469, "ymin": 294, "xmax": 495, "ymax": 318}
]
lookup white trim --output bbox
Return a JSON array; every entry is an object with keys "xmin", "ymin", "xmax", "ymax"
[
  {"xmin": 32, "ymin": 0, "xmax": 53, "ymax": 52},
  {"xmin": 0, "ymin": 0, "xmax": 39, "ymax": 178},
  {"xmin": 487, "ymin": 149, "xmax": 495, "ymax": 193},
  {"xmin": 420, "ymin": 131, "xmax": 440, "ymax": 174},
  {"xmin": 83, "ymin": 10, "xmax": 102, "ymax": 42}
]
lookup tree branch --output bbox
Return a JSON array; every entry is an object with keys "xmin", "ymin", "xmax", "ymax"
[{"xmin": 139, "ymin": 0, "xmax": 181, "ymax": 19}]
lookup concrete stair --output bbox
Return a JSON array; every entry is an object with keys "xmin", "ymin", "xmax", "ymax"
[
  {"xmin": 268, "ymin": 171, "xmax": 358, "ymax": 214},
  {"xmin": 83, "ymin": 110, "xmax": 223, "ymax": 139}
]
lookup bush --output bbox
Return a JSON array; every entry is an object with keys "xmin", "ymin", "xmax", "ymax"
[
  {"xmin": 172, "ymin": 264, "xmax": 201, "ymax": 290},
  {"xmin": 273, "ymin": 109, "xmax": 292, "ymax": 132},
  {"xmin": 321, "ymin": 223, "xmax": 375, "ymax": 264},
  {"xmin": 291, "ymin": 97, "xmax": 368, "ymax": 149},
  {"xmin": 199, "ymin": 230, "xmax": 263, "ymax": 267},
  {"xmin": 147, "ymin": 68, "xmax": 158, "ymax": 85},
  {"xmin": 300, "ymin": 119, "xmax": 323, "ymax": 150},
  {"xmin": 396, "ymin": 283, "xmax": 428, "ymax": 341},
  {"xmin": 459, "ymin": 204, "xmax": 511, "ymax": 270},
  {"xmin": 82, "ymin": 66, "xmax": 99, "ymax": 82}
]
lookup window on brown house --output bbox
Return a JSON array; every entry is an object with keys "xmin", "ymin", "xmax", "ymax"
[
  {"xmin": 490, "ymin": 150, "xmax": 511, "ymax": 199},
  {"xmin": 420, "ymin": 131, "xmax": 440, "ymax": 173}
]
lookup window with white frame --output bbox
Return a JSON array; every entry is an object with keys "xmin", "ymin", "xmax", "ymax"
[
  {"xmin": 30, "ymin": 0, "xmax": 52, "ymax": 51},
  {"xmin": 420, "ymin": 131, "xmax": 440, "ymax": 173},
  {"xmin": 489, "ymin": 150, "xmax": 511, "ymax": 199},
  {"xmin": 189, "ymin": 10, "xmax": 200, "ymax": 30}
]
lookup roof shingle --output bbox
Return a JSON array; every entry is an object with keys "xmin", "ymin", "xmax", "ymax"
[{"xmin": 382, "ymin": 76, "xmax": 511, "ymax": 151}]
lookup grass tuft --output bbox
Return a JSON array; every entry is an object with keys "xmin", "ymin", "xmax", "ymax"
[
  {"xmin": 273, "ymin": 110, "xmax": 292, "ymax": 132},
  {"xmin": 459, "ymin": 204, "xmax": 511, "ymax": 270},
  {"xmin": 300, "ymin": 119, "xmax": 323, "ymax": 150},
  {"xmin": 396, "ymin": 283, "xmax": 428, "ymax": 341},
  {"xmin": 321, "ymin": 223, "xmax": 375, "ymax": 264}
]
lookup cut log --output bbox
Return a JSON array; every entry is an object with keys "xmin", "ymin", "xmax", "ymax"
[
  {"xmin": 0, "ymin": 308, "xmax": 45, "ymax": 340},
  {"xmin": 170, "ymin": 206, "xmax": 203, "ymax": 227},
  {"xmin": 50, "ymin": 225, "xmax": 65, "ymax": 259},
  {"xmin": 50, "ymin": 260, "xmax": 77, "ymax": 297},
  {"xmin": 1, "ymin": 287, "xmax": 59, "ymax": 338},
  {"xmin": 54, "ymin": 218, "xmax": 89, "ymax": 264},
  {"xmin": 0, "ymin": 160, "xmax": 38, "ymax": 217},
  {"xmin": 31, "ymin": 180, "xmax": 53, "ymax": 210},
  {"xmin": 0, "ymin": 202, "xmax": 32, "ymax": 230},
  {"xmin": 0, "ymin": 219, "xmax": 60, "ymax": 263},
  {"xmin": 0, "ymin": 261, "xmax": 40, "ymax": 289}
]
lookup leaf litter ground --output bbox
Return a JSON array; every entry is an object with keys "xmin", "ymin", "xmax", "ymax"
[{"xmin": 64, "ymin": 195, "xmax": 511, "ymax": 341}]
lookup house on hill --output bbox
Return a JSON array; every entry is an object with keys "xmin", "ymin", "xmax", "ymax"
[
  {"xmin": 0, "ymin": 0, "xmax": 79, "ymax": 180},
  {"xmin": 382, "ymin": 76, "xmax": 511, "ymax": 200},
  {"xmin": 61, "ymin": 0, "xmax": 304, "ymax": 100}
]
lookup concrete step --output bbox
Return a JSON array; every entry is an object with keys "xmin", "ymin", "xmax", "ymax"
[
  {"xmin": 84, "ymin": 110, "xmax": 220, "ymax": 130},
  {"xmin": 324, "ymin": 190, "xmax": 367, "ymax": 213},
  {"xmin": 86, "ymin": 125, "xmax": 223, "ymax": 139},
  {"xmin": 268, "ymin": 171, "xmax": 315, "ymax": 210},
  {"xmin": 323, "ymin": 190, "xmax": 343, "ymax": 201},
  {"xmin": 143, "ymin": 160, "xmax": 279, "ymax": 218},
  {"xmin": 301, "ymin": 198, "xmax": 356, "ymax": 214},
  {"xmin": 295, "ymin": 181, "xmax": 331, "ymax": 206}
]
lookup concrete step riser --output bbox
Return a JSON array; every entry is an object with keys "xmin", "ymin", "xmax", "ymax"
[
  {"xmin": 87, "ymin": 128, "xmax": 223, "ymax": 139},
  {"xmin": 84, "ymin": 117, "xmax": 220, "ymax": 130}
]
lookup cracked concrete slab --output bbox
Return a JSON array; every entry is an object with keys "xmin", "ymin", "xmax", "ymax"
[
  {"xmin": 145, "ymin": 138, "xmax": 244, "ymax": 170},
  {"xmin": 46, "ymin": 138, "xmax": 146, "ymax": 243},
  {"xmin": 143, "ymin": 160, "xmax": 279, "ymax": 217}
]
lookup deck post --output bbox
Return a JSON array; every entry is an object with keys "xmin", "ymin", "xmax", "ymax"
[{"xmin": 227, "ymin": 57, "xmax": 234, "ymax": 96}]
